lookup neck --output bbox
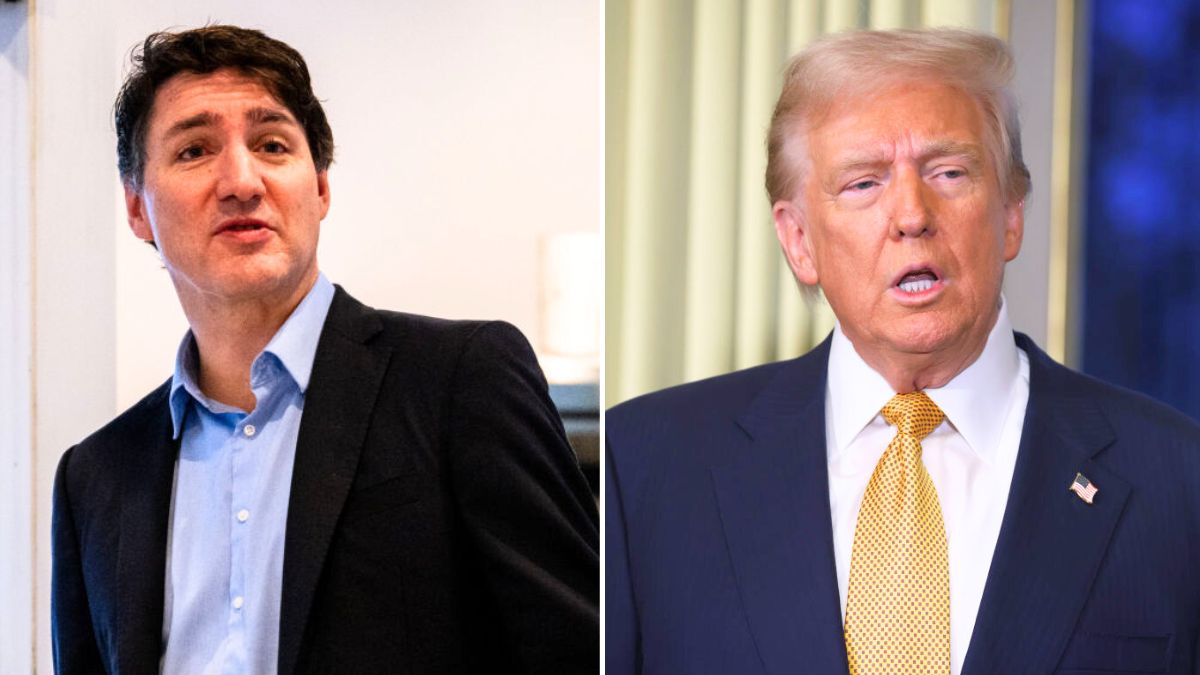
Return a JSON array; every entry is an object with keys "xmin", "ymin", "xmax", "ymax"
[
  {"xmin": 848, "ymin": 302, "xmax": 1001, "ymax": 394},
  {"xmin": 178, "ymin": 274, "xmax": 317, "ymax": 411},
  {"xmin": 857, "ymin": 339, "xmax": 989, "ymax": 394}
]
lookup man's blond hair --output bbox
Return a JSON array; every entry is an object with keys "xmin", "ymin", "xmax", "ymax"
[{"xmin": 765, "ymin": 28, "xmax": 1031, "ymax": 205}]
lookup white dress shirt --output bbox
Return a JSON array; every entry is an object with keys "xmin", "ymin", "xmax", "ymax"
[{"xmin": 825, "ymin": 299, "xmax": 1030, "ymax": 675}]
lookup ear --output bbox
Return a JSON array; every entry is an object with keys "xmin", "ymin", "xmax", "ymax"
[
  {"xmin": 1002, "ymin": 198, "xmax": 1024, "ymax": 262},
  {"xmin": 316, "ymin": 170, "xmax": 331, "ymax": 220},
  {"xmin": 124, "ymin": 183, "xmax": 155, "ymax": 242},
  {"xmin": 773, "ymin": 200, "xmax": 819, "ymax": 285}
]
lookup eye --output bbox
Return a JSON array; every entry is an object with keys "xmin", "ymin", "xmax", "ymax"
[
  {"xmin": 846, "ymin": 179, "xmax": 878, "ymax": 192},
  {"xmin": 177, "ymin": 144, "xmax": 206, "ymax": 161},
  {"xmin": 261, "ymin": 139, "xmax": 289, "ymax": 154},
  {"xmin": 937, "ymin": 168, "xmax": 967, "ymax": 180}
]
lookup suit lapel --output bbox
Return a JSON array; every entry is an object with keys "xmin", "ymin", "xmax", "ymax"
[
  {"xmin": 711, "ymin": 338, "xmax": 850, "ymax": 675},
  {"xmin": 277, "ymin": 287, "xmax": 390, "ymax": 675},
  {"xmin": 962, "ymin": 335, "xmax": 1130, "ymax": 675},
  {"xmin": 115, "ymin": 383, "xmax": 177, "ymax": 673}
]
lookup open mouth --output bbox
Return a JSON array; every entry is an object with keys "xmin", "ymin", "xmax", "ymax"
[
  {"xmin": 216, "ymin": 218, "xmax": 271, "ymax": 236},
  {"xmin": 896, "ymin": 268, "xmax": 939, "ymax": 294}
]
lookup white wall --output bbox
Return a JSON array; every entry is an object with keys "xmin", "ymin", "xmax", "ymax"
[
  {"xmin": 19, "ymin": 2, "xmax": 599, "ymax": 673},
  {"xmin": 29, "ymin": 4, "xmax": 122, "ymax": 675},
  {"xmin": 0, "ymin": 4, "xmax": 33, "ymax": 673},
  {"xmin": 112, "ymin": 0, "xmax": 602, "ymax": 410}
]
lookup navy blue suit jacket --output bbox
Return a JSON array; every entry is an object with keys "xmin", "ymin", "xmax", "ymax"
[{"xmin": 606, "ymin": 333, "xmax": 1200, "ymax": 674}]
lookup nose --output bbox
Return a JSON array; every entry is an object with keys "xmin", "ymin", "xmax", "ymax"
[
  {"xmin": 890, "ymin": 168, "xmax": 934, "ymax": 239},
  {"xmin": 215, "ymin": 144, "xmax": 265, "ymax": 203}
]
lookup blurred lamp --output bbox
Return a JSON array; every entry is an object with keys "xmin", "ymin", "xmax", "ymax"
[{"xmin": 538, "ymin": 232, "xmax": 599, "ymax": 383}]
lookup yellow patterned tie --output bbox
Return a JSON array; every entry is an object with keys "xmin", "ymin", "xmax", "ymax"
[{"xmin": 844, "ymin": 392, "xmax": 950, "ymax": 675}]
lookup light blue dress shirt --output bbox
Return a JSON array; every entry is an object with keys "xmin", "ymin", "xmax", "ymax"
[{"xmin": 160, "ymin": 274, "xmax": 334, "ymax": 675}]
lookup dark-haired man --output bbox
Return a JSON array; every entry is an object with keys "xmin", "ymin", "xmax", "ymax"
[{"xmin": 53, "ymin": 25, "xmax": 598, "ymax": 675}]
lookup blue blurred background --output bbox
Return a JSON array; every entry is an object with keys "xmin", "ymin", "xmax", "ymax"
[{"xmin": 1083, "ymin": 0, "xmax": 1200, "ymax": 420}]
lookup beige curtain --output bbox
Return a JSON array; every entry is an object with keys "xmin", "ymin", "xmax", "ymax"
[{"xmin": 606, "ymin": 0, "xmax": 1003, "ymax": 407}]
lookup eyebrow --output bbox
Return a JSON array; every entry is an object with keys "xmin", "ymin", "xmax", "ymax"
[
  {"xmin": 246, "ymin": 106, "xmax": 296, "ymax": 127},
  {"xmin": 832, "ymin": 140, "xmax": 985, "ymax": 175},
  {"xmin": 161, "ymin": 112, "xmax": 216, "ymax": 140},
  {"xmin": 161, "ymin": 106, "xmax": 299, "ymax": 141}
]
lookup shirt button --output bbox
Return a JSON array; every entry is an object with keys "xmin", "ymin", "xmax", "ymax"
[
  {"xmin": 237, "ymin": 509, "xmax": 250, "ymax": 523},
  {"xmin": 243, "ymin": 424, "xmax": 256, "ymax": 437},
  {"xmin": 232, "ymin": 596, "xmax": 244, "ymax": 610}
]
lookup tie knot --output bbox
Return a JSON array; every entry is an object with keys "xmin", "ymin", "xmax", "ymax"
[{"xmin": 881, "ymin": 391, "xmax": 944, "ymax": 440}]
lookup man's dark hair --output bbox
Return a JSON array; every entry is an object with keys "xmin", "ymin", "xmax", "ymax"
[{"xmin": 115, "ymin": 25, "xmax": 334, "ymax": 190}]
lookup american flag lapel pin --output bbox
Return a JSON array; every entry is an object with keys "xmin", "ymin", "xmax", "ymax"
[{"xmin": 1069, "ymin": 472, "xmax": 1098, "ymax": 505}]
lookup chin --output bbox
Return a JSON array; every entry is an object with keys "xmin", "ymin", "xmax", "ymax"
[
  {"xmin": 883, "ymin": 315, "xmax": 961, "ymax": 356},
  {"xmin": 205, "ymin": 267, "xmax": 297, "ymax": 301}
]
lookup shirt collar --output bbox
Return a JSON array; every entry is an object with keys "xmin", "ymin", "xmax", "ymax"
[
  {"xmin": 826, "ymin": 296, "xmax": 1022, "ymax": 465},
  {"xmin": 168, "ymin": 273, "xmax": 336, "ymax": 438}
]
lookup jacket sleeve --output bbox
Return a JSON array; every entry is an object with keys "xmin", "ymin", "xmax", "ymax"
[
  {"xmin": 445, "ymin": 321, "xmax": 599, "ymax": 674},
  {"xmin": 51, "ymin": 446, "xmax": 106, "ymax": 674}
]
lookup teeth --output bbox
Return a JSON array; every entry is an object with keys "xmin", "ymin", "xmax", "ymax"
[{"xmin": 899, "ymin": 279, "xmax": 934, "ymax": 293}]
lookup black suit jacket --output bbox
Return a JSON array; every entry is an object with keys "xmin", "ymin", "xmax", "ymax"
[{"xmin": 52, "ymin": 287, "xmax": 599, "ymax": 674}]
